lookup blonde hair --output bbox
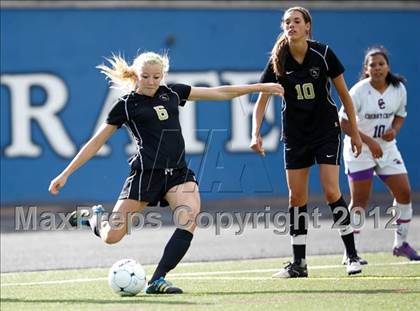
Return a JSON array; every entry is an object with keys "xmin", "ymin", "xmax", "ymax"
[
  {"xmin": 270, "ymin": 7, "xmax": 312, "ymax": 76},
  {"xmin": 97, "ymin": 51, "xmax": 170, "ymax": 91}
]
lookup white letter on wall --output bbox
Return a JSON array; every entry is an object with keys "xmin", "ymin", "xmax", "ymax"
[
  {"xmin": 2, "ymin": 73, "xmax": 76, "ymax": 157},
  {"xmin": 221, "ymin": 71, "xmax": 279, "ymax": 152}
]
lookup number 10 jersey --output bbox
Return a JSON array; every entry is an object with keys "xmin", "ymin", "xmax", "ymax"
[
  {"xmin": 340, "ymin": 78, "xmax": 407, "ymax": 149},
  {"xmin": 260, "ymin": 40, "xmax": 345, "ymax": 145}
]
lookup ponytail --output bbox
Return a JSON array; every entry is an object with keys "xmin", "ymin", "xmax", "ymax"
[
  {"xmin": 385, "ymin": 72, "xmax": 406, "ymax": 87},
  {"xmin": 97, "ymin": 54, "xmax": 138, "ymax": 92},
  {"xmin": 270, "ymin": 33, "xmax": 289, "ymax": 76}
]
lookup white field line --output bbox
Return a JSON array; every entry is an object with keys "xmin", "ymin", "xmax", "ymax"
[
  {"xmin": 171, "ymin": 276, "xmax": 420, "ymax": 281},
  {"xmin": 1, "ymin": 277, "xmax": 108, "ymax": 287},
  {"xmin": 170, "ymin": 260, "xmax": 420, "ymax": 276},
  {"xmin": 1, "ymin": 261, "xmax": 419, "ymax": 287}
]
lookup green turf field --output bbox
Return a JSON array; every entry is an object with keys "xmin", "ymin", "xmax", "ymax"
[{"xmin": 1, "ymin": 253, "xmax": 419, "ymax": 311}]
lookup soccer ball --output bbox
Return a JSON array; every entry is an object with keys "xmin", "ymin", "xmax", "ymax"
[{"xmin": 108, "ymin": 259, "xmax": 146, "ymax": 296}]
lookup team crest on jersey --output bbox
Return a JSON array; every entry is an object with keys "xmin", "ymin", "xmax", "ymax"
[
  {"xmin": 159, "ymin": 93, "xmax": 170, "ymax": 101},
  {"xmin": 378, "ymin": 98, "xmax": 385, "ymax": 109},
  {"xmin": 393, "ymin": 158, "xmax": 402, "ymax": 165},
  {"xmin": 309, "ymin": 67, "xmax": 320, "ymax": 79}
]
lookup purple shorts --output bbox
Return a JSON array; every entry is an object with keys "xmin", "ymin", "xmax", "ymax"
[{"xmin": 347, "ymin": 168, "xmax": 390, "ymax": 182}]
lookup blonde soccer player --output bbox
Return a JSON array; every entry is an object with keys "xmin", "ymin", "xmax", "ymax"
[{"xmin": 49, "ymin": 51, "xmax": 284, "ymax": 294}]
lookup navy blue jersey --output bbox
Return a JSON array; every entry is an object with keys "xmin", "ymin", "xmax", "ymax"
[
  {"xmin": 106, "ymin": 84, "xmax": 191, "ymax": 170},
  {"xmin": 260, "ymin": 40, "xmax": 344, "ymax": 144}
]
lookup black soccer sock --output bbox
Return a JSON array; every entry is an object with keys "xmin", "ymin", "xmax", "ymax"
[
  {"xmin": 293, "ymin": 245, "xmax": 306, "ymax": 264},
  {"xmin": 290, "ymin": 205, "xmax": 308, "ymax": 264},
  {"xmin": 341, "ymin": 233, "xmax": 357, "ymax": 258},
  {"xmin": 150, "ymin": 228, "xmax": 193, "ymax": 283},
  {"xmin": 329, "ymin": 196, "xmax": 358, "ymax": 258}
]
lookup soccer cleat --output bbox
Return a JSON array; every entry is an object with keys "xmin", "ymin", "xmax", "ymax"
[
  {"xmin": 342, "ymin": 252, "xmax": 368, "ymax": 265},
  {"xmin": 346, "ymin": 257, "xmax": 362, "ymax": 275},
  {"xmin": 68, "ymin": 205, "xmax": 105, "ymax": 237},
  {"xmin": 68, "ymin": 209, "xmax": 89, "ymax": 227},
  {"xmin": 272, "ymin": 261, "xmax": 308, "ymax": 278},
  {"xmin": 145, "ymin": 277, "xmax": 183, "ymax": 294},
  {"xmin": 393, "ymin": 242, "xmax": 420, "ymax": 261}
]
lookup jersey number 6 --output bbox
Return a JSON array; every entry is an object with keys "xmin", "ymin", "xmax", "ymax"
[
  {"xmin": 295, "ymin": 83, "xmax": 315, "ymax": 100},
  {"xmin": 153, "ymin": 105, "xmax": 169, "ymax": 121}
]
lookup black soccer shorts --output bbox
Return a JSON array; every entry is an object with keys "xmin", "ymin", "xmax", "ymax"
[
  {"xmin": 119, "ymin": 167, "xmax": 198, "ymax": 207},
  {"xmin": 284, "ymin": 133, "xmax": 342, "ymax": 169}
]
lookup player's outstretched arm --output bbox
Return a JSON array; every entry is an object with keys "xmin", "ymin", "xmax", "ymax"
[
  {"xmin": 48, "ymin": 123, "xmax": 117, "ymax": 195},
  {"xmin": 187, "ymin": 83, "xmax": 283, "ymax": 101},
  {"xmin": 333, "ymin": 74, "xmax": 362, "ymax": 157}
]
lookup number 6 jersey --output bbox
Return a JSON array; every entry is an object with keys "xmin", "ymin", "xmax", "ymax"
[{"xmin": 106, "ymin": 84, "xmax": 191, "ymax": 170}]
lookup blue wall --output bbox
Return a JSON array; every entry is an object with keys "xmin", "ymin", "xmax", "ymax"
[{"xmin": 1, "ymin": 8, "xmax": 419, "ymax": 204}]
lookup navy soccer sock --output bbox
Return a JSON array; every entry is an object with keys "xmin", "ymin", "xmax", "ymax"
[
  {"xmin": 329, "ymin": 196, "xmax": 358, "ymax": 258},
  {"xmin": 150, "ymin": 228, "xmax": 193, "ymax": 283},
  {"xmin": 290, "ymin": 205, "xmax": 308, "ymax": 265}
]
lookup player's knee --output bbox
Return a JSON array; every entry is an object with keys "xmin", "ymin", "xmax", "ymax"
[
  {"xmin": 102, "ymin": 236, "xmax": 120, "ymax": 245},
  {"xmin": 324, "ymin": 190, "xmax": 340, "ymax": 204},
  {"xmin": 102, "ymin": 231, "xmax": 123, "ymax": 245},
  {"xmin": 174, "ymin": 203, "xmax": 200, "ymax": 227},
  {"xmin": 289, "ymin": 192, "xmax": 306, "ymax": 206},
  {"xmin": 395, "ymin": 190, "xmax": 411, "ymax": 204},
  {"xmin": 188, "ymin": 204, "xmax": 200, "ymax": 224}
]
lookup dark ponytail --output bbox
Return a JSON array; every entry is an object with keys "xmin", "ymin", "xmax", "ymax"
[
  {"xmin": 270, "ymin": 33, "xmax": 289, "ymax": 76},
  {"xmin": 360, "ymin": 46, "xmax": 406, "ymax": 87}
]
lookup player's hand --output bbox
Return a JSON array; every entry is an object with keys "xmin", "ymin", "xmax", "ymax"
[
  {"xmin": 250, "ymin": 134, "xmax": 265, "ymax": 156},
  {"xmin": 381, "ymin": 128, "xmax": 396, "ymax": 142},
  {"xmin": 351, "ymin": 133, "xmax": 363, "ymax": 158},
  {"xmin": 49, "ymin": 174, "xmax": 68, "ymax": 195},
  {"xmin": 367, "ymin": 139, "xmax": 383, "ymax": 159},
  {"xmin": 261, "ymin": 83, "xmax": 284, "ymax": 97}
]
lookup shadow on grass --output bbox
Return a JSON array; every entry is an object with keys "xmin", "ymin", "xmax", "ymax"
[
  {"xmin": 1, "ymin": 297, "xmax": 210, "ymax": 305},
  {"xmin": 191, "ymin": 288, "xmax": 418, "ymax": 296}
]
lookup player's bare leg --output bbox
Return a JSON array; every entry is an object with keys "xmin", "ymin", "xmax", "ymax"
[
  {"xmin": 69, "ymin": 199, "xmax": 147, "ymax": 244},
  {"xmin": 98, "ymin": 199, "xmax": 148, "ymax": 244}
]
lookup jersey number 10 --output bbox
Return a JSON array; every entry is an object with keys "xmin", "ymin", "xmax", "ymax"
[
  {"xmin": 373, "ymin": 124, "xmax": 386, "ymax": 138},
  {"xmin": 295, "ymin": 83, "xmax": 315, "ymax": 100}
]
